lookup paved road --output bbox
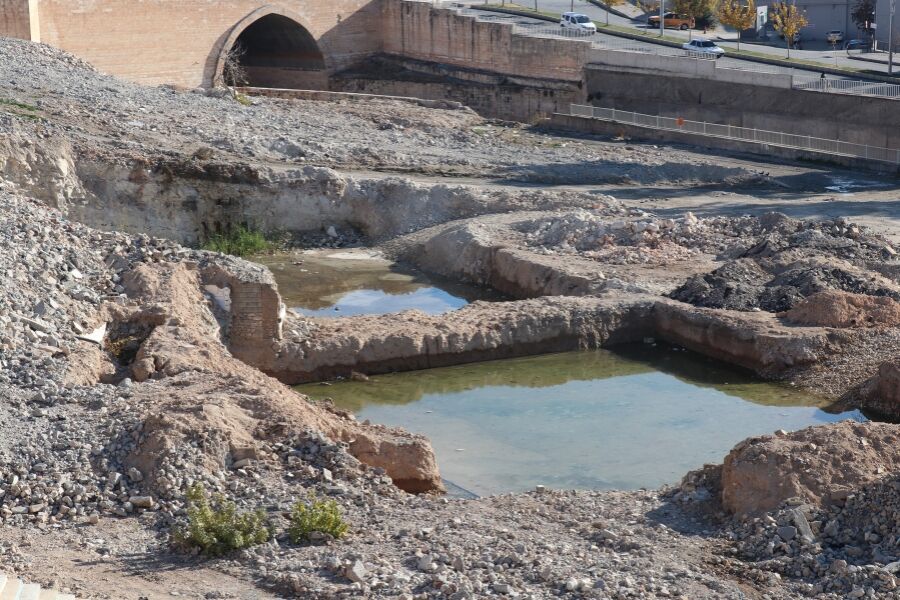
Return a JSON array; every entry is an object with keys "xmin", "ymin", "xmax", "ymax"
[
  {"xmin": 463, "ymin": 8, "xmax": 859, "ymax": 78},
  {"xmin": 463, "ymin": 0, "xmax": 898, "ymax": 75}
]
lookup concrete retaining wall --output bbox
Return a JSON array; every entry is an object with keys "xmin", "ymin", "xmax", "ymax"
[
  {"xmin": 548, "ymin": 113, "xmax": 900, "ymax": 174},
  {"xmin": 382, "ymin": 0, "xmax": 588, "ymax": 82},
  {"xmin": 584, "ymin": 65, "xmax": 900, "ymax": 150}
]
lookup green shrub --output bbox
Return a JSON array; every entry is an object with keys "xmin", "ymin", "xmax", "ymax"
[
  {"xmin": 289, "ymin": 494, "xmax": 349, "ymax": 543},
  {"xmin": 173, "ymin": 483, "xmax": 270, "ymax": 557},
  {"xmin": 201, "ymin": 226, "xmax": 274, "ymax": 257}
]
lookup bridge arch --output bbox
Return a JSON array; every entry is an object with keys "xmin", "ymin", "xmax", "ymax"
[{"xmin": 216, "ymin": 6, "xmax": 328, "ymax": 89}]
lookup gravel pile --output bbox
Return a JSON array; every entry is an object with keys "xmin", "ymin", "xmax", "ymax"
[
  {"xmin": 667, "ymin": 216, "xmax": 900, "ymax": 312},
  {"xmin": 731, "ymin": 478, "xmax": 900, "ymax": 598},
  {"xmin": 0, "ymin": 38, "xmax": 770, "ymax": 187}
]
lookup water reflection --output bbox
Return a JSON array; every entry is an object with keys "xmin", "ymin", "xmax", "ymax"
[
  {"xmin": 251, "ymin": 250, "xmax": 501, "ymax": 317},
  {"xmin": 296, "ymin": 345, "xmax": 863, "ymax": 495}
]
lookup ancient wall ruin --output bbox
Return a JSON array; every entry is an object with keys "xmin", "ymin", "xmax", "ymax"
[{"xmin": 0, "ymin": 0, "xmax": 382, "ymax": 87}]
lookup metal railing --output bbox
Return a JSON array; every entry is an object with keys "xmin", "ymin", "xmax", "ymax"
[
  {"xmin": 568, "ymin": 104, "xmax": 900, "ymax": 164},
  {"xmin": 792, "ymin": 76, "xmax": 900, "ymax": 98}
]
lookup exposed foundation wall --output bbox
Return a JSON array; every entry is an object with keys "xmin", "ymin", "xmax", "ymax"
[
  {"xmin": 585, "ymin": 64, "xmax": 900, "ymax": 150},
  {"xmin": 201, "ymin": 265, "xmax": 284, "ymax": 364},
  {"xmin": 332, "ymin": 55, "xmax": 584, "ymax": 120},
  {"xmin": 11, "ymin": 0, "xmax": 382, "ymax": 87}
]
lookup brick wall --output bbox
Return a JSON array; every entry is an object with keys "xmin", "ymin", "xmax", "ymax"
[
  {"xmin": 202, "ymin": 265, "xmax": 283, "ymax": 364},
  {"xmin": 0, "ymin": 1, "xmax": 33, "ymax": 40},
  {"xmin": 16, "ymin": 0, "xmax": 383, "ymax": 87}
]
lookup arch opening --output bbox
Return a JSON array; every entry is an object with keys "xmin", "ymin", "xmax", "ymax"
[{"xmin": 226, "ymin": 14, "xmax": 327, "ymax": 89}]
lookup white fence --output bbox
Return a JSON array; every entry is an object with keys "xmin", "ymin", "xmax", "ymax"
[
  {"xmin": 792, "ymin": 76, "xmax": 900, "ymax": 98},
  {"xmin": 568, "ymin": 104, "xmax": 900, "ymax": 165}
]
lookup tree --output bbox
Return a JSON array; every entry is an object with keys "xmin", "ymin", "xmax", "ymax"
[
  {"xmin": 221, "ymin": 44, "xmax": 248, "ymax": 87},
  {"xmin": 850, "ymin": 0, "xmax": 876, "ymax": 34},
  {"xmin": 770, "ymin": 1, "xmax": 808, "ymax": 58},
  {"xmin": 674, "ymin": 0, "xmax": 718, "ymax": 38},
  {"xmin": 638, "ymin": 0, "xmax": 660, "ymax": 19},
  {"xmin": 717, "ymin": 0, "xmax": 756, "ymax": 50}
]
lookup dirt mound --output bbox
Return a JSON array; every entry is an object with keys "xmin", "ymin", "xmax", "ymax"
[
  {"xmin": 672, "ymin": 259, "xmax": 900, "ymax": 313},
  {"xmin": 719, "ymin": 421, "xmax": 900, "ymax": 516},
  {"xmin": 783, "ymin": 290, "xmax": 900, "ymax": 328},
  {"xmin": 111, "ymin": 261, "xmax": 442, "ymax": 495}
]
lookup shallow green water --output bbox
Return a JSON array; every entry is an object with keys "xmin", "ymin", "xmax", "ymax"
[
  {"xmin": 252, "ymin": 250, "xmax": 500, "ymax": 317},
  {"xmin": 296, "ymin": 345, "xmax": 862, "ymax": 496}
]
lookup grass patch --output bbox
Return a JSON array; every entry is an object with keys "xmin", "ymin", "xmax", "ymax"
[
  {"xmin": 0, "ymin": 97, "xmax": 41, "ymax": 121},
  {"xmin": 0, "ymin": 98, "xmax": 39, "ymax": 112},
  {"xmin": 173, "ymin": 484, "xmax": 271, "ymax": 557},
  {"xmin": 201, "ymin": 225, "xmax": 275, "ymax": 257},
  {"xmin": 289, "ymin": 494, "xmax": 349, "ymax": 543}
]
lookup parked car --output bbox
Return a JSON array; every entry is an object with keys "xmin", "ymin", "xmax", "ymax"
[
  {"xmin": 825, "ymin": 30, "xmax": 844, "ymax": 44},
  {"xmin": 648, "ymin": 12, "xmax": 695, "ymax": 30},
  {"xmin": 560, "ymin": 12, "xmax": 597, "ymax": 34},
  {"xmin": 845, "ymin": 38, "xmax": 867, "ymax": 53},
  {"xmin": 682, "ymin": 38, "xmax": 725, "ymax": 58}
]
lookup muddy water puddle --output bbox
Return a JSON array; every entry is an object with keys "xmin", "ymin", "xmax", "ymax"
[
  {"xmin": 296, "ymin": 345, "xmax": 863, "ymax": 496},
  {"xmin": 252, "ymin": 250, "xmax": 501, "ymax": 318}
]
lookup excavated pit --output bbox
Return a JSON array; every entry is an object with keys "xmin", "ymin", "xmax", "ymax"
[{"xmin": 7, "ymin": 34, "xmax": 900, "ymax": 598}]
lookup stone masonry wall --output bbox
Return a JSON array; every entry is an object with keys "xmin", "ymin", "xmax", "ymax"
[
  {"xmin": 6, "ymin": 0, "xmax": 382, "ymax": 87},
  {"xmin": 0, "ymin": 1, "xmax": 33, "ymax": 40}
]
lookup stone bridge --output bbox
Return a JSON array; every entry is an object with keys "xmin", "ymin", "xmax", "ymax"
[{"xmin": 0, "ymin": 0, "xmax": 381, "ymax": 88}]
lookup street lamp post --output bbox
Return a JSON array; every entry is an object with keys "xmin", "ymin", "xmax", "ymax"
[
  {"xmin": 890, "ymin": 0, "xmax": 896, "ymax": 74},
  {"xmin": 659, "ymin": 0, "xmax": 665, "ymax": 36}
]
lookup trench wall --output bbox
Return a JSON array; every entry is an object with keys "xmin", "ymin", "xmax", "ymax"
[{"xmin": 331, "ymin": 54, "xmax": 584, "ymax": 120}]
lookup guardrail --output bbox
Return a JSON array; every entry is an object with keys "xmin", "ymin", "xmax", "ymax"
[{"xmin": 568, "ymin": 104, "xmax": 900, "ymax": 164}]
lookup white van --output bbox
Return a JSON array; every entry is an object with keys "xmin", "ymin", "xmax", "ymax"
[{"xmin": 560, "ymin": 12, "xmax": 597, "ymax": 34}]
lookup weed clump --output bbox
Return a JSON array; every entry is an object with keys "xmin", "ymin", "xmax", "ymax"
[
  {"xmin": 289, "ymin": 494, "xmax": 349, "ymax": 543},
  {"xmin": 173, "ymin": 483, "xmax": 270, "ymax": 557},
  {"xmin": 201, "ymin": 226, "xmax": 274, "ymax": 257}
]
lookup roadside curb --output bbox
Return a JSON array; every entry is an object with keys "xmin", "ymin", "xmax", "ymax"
[
  {"xmin": 475, "ymin": 5, "xmax": 558, "ymax": 22},
  {"xmin": 583, "ymin": 0, "xmax": 638, "ymax": 22},
  {"xmin": 474, "ymin": 5, "xmax": 900, "ymax": 82}
]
